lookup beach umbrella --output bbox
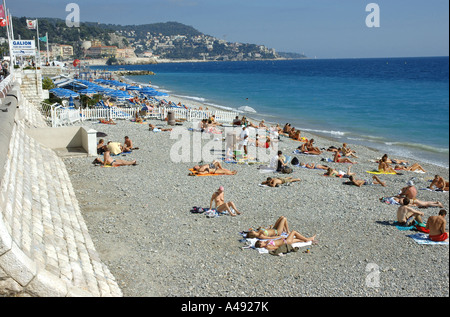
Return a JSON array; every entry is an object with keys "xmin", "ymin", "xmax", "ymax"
[
  {"xmin": 139, "ymin": 87, "xmax": 155, "ymax": 93},
  {"xmin": 109, "ymin": 90, "xmax": 132, "ymax": 99},
  {"xmin": 69, "ymin": 96, "xmax": 75, "ymax": 108},
  {"xmin": 238, "ymin": 106, "xmax": 257, "ymax": 113},
  {"xmin": 126, "ymin": 86, "xmax": 141, "ymax": 91}
]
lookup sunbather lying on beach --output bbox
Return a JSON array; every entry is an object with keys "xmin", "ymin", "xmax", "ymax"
[
  {"xmin": 324, "ymin": 166, "xmax": 355, "ymax": 178},
  {"xmin": 333, "ymin": 151, "xmax": 356, "ymax": 164},
  {"xmin": 429, "ymin": 175, "xmax": 449, "ymax": 191},
  {"xmin": 384, "ymin": 196, "xmax": 444, "ymax": 209},
  {"xmin": 396, "ymin": 197, "xmax": 425, "ymax": 226},
  {"xmin": 209, "ymin": 186, "xmax": 241, "ymax": 216},
  {"xmin": 260, "ymin": 176, "xmax": 301, "ymax": 187},
  {"xmin": 376, "ymin": 154, "xmax": 409, "ymax": 165},
  {"xmin": 254, "ymin": 231, "xmax": 317, "ymax": 250},
  {"xmin": 347, "ymin": 175, "xmax": 386, "ymax": 187},
  {"xmin": 99, "ymin": 118, "xmax": 116, "ymax": 125},
  {"xmin": 93, "ymin": 147, "xmax": 137, "ymax": 167},
  {"xmin": 245, "ymin": 216, "xmax": 291, "ymax": 239},
  {"xmin": 299, "ymin": 162, "xmax": 329, "ymax": 170},
  {"xmin": 394, "ymin": 163, "xmax": 426, "ymax": 173},
  {"xmin": 191, "ymin": 160, "xmax": 237, "ymax": 175},
  {"xmin": 149, "ymin": 124, "xmax": 172, "ymax": 132}
]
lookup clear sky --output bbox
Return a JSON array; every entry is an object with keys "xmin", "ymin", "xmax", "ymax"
[{"xmin": 6, "ymin": 0, "xmax": 449, "ymax": 58}]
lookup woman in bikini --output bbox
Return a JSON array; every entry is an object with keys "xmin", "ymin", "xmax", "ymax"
[
  {"xmin": 191, "ymin": 160, "xmax": 237, "ymax": 175},
  {"xmin": 394, "ymin": 163, "xmax": 427, "ymax": 173},
  {"xmin": 324, "ymin": 166, "xmax": 355, "ymax": 178},
  {"xmin": 246, "ymin": 216, "xmax": 291, "ymax": 239},
  {"xmin": 299, "ymin": 162, "xmax": 329, "ymax": 170},
  {"xmin": 333, "ymin": 151, "xmax": 356, "ymax": 164},
  {"xmin": 255, "ymin": 231, "xmax": 317, "ymax": 250}
]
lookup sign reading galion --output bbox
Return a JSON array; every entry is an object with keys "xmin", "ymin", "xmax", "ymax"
[
  {"xmin": 10, "ymin": 40, "xmax": 36, "ymax": 50},
  {"xmin": 10, "ymin": 40, "xmax": 36, "ymax": 57}
]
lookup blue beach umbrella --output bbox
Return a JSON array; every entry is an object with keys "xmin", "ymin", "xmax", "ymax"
[
  {"xmin": 126, "ymin": 85, "xmax": 141, "ymax": 91},
  {"xmin": 109, "ymin": 90, "xmax": 132, "ymax": 99},
  {"xmin": 69, "ymin": 96, "xmax": 75, "ymax": 108},
  {"xmin": 139, "ymin": 87, "xmax": 156, "ymax": 93}
]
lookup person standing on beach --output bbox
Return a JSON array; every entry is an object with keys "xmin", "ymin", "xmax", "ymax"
[
  {"xmin": 209, "ymin": 186, "xmax": 242, "ymax": 217},
  {"xmin": 426, "ymin": 209, "xmax": 449, "ymax": 242},
  {"xmin": 239, "ymin": 126, "xmax": 249, "ymax": 156}
]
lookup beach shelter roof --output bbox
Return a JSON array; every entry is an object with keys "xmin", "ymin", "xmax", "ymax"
[
  {"xmin": 50, "ymin": 88, "xmax": 80, "ymax": 98},
  {"xmin": 55, "ymin": 79, "xmax": 87, "ymax": 90},
  {"xmin": 78, "ymin": 88, "xmax": 98, "ymax": 95}
]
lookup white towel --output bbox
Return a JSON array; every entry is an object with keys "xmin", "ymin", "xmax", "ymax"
[{"xmin": 244, "ymin": 238, "xmax": 312, "ymax": 254}]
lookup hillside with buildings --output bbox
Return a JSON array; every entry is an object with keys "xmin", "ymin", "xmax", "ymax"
[{"xmin": 0, "ymin": 17, "xmax": 305, "ymax": 64}]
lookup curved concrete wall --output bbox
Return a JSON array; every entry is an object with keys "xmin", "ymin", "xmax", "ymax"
[{"xmin": 0, "ymin": 77, "xmax": 122, "ymax": 297}]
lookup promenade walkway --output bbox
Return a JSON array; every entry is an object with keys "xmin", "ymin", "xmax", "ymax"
[{"xmin": 0, "ymin": 78, "xmax": 122, "ymax": 296}]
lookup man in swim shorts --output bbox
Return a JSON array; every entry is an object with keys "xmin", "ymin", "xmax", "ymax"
[
  {"xmin": 396, "ymin": 197, "xmax": 425, "ymax": 226},
  {"xmin": 426, "ymin": 209, "xmax": 449, "ymax": 242},
  {"xmin": 429, "ymin": 175, "xmax": 449, "ymax": 191}
]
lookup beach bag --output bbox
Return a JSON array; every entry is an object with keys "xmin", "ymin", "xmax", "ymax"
[
  {"xmin": 291, "ymin": 157, "xmax": 299, "ymax": 166},
  {"xmin": 281, "ymin": 166, "xmax": 293, "ymax": 174}
]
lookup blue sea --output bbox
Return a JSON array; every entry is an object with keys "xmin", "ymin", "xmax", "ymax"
[{"xmin": 94, "ymin": 57, "xmax": 449, "ymax": 168}]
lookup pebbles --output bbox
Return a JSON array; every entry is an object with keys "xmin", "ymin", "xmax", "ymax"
[{"xmin": 64, "ymin": 117, "xmax": 449, "ymax": 297}]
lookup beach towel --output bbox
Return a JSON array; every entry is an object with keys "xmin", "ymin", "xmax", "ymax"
[
  {"xmin": 407, "ymin": 232, "xmax": 449, "ymax": 245},
  {"xmin": 394, "ymin": 220, "xmax": 427, "ymax": 231},
  {"xmin": 420, "ymin": 188, "xmax": 448, "ymax": 193},
  {"xmin": 380, "ymin": 197, "xmax": 401, "ymax": 205},
  {"xmin": 394, "ymin": 221, "xmax": 416, "ymax": 231},
  {"xmin": 205, "ymin": 209, "xmax": 229, "ymax": 218},
  {"xmin": 223, "ymin": 157, "xmax": 259, "ymax": 165},
  {"xmin": 242, "ymin": 237, "xmax": 312, "ymax": 254}
]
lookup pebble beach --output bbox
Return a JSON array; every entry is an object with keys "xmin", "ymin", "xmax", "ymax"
[{"xmin": 64, "ymin": 94, "xmax": 449, "ymax": 297}]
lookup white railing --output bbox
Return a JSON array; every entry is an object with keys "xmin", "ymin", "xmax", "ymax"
[
  {"xmin": 48, "ymin": 105, "xmax": 238, "ymax": 127},
  {"xmin": 0, "ymin": 74, "xmax": 14, "ymax": 98},
  {"xmin": 161, "ymin": 107, "xmax": 238, "ymax": 123}
]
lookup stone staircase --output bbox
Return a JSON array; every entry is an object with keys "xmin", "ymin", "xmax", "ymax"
[
  {"xmin": 0, "ymin": 83, "xmax": 122, "ymax": 296},
  {"xmin": 19, "ymin": 70, "xmax": 45, "ymax": 106}
]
